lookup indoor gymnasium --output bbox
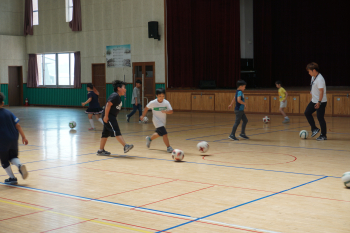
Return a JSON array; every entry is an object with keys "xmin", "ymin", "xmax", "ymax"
[{"xmin": 0, "ymin": 0, "xmax": 349, "ymax": 233}]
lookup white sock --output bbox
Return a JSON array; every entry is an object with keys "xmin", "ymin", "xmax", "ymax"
[
  {"xmin": 10, "ymin": 158, "xmax": 21, "ymax": 168},
  {"xmin": 4, "ymin": 166, "xmax": 15, "ymax": 178},
  {"xmin": 89, "ymin": 119, "xmax": 95, "ymax": 128},
  {"xmin": 285, "ymin": 116, "xmax": 289, "ymax": 119},
  {"xmin": 98, "ymin": 118, "xmax": 103, "ymax": 125}
]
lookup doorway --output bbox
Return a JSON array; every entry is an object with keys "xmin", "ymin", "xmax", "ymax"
[
  {"xmin": 92, "ymin": 63, "xmax": 106, "ymax": 107},
  {"xmin": 8, "ymin": 66, "xmax": 23, "ymax": 106},
  {"xmin": 132, "ymin": 62, "xmax": 155, "ymax": 107}
]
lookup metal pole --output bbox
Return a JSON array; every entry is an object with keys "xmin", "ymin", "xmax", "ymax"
[
  {"xmin": 142, "ymin": 74, "xmax": 144, "ymax": 110},
  {"xmin": 124, "ymin": 74, "xmax": 126, "ymax": 110}
]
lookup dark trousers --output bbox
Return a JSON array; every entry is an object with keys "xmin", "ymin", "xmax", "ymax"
[
  {"xmin": 230, "ymin": 110, "xmax": 248, "ymax": 136},
  {"xmin": 304, "ymin": 101, "xmax": 327, "ymax": 135},
  {"xmin": 127, "ymin": 104, "xmax": 142, "ymax": 119}
]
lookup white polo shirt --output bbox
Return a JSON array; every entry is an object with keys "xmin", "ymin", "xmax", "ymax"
[{"xmin": 311, "ymin": 73, "xmax": 327, "ymax": 103}]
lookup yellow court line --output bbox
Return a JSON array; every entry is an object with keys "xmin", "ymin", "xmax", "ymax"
[{"xmin": 0, "ymin": 199, "xmax": 152, "ymax": 233}]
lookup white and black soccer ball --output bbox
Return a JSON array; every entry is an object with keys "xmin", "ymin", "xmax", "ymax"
[
  {"xmin": 69, "ymin": 121, "xmax": 76, "ymax": 129},
  {"xmin": 342, "ymin": 172, "xmax": 350, "ymax": 188},
  {"xmin": 197, "ymin": 141, "xmax": 209, "ymax": 153},
  {"xmin": 142, "ymin": 116, "xmax": 149, "ymax": 123},
  {"xmin": 263, "ymin": 116, "xmax": 270, "ymax": 124},
  {"xmin": 172, "ymin": 149, "xmax": 184, "ymax": 161},
  {"xmin": 299, "ymin": 130, "xmax": 309, "ymax": 139}
]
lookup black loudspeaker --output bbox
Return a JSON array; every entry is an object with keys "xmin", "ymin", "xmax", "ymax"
[
  {"xmin": 148, "ymin": 21, "xmax": 160, "ymax": 40},
  {"xmin": 199, "ymin": 80, "xmax": 216, "ymax": 89}
]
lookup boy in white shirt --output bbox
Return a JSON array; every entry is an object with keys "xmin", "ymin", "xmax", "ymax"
[{"xmin": 140, "ymin": 88, "xmax": 174, "ymax": 153}]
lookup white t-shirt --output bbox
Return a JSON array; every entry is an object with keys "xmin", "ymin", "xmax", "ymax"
[
  {"xmin": 147, "ymin": 99, "xmax": 173, "ymax": 128},
  {"xmin": 311, "ymin": 73, "xmax": 327, "ymax": 103}
]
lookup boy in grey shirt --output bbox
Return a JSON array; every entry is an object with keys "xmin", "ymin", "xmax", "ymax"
[{"xmin": 126, "ymin": 80, "xmax": 142, "ymax": 123}]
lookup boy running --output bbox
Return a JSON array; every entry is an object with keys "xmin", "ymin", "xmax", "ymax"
[
  {"xmin": 275, "ymin": 80, "xmax": 290, "ymax": 123},
  {"xmin": 126, "ymin": 80, "xmax": 142, "ymax": 123},
  {"xmin": 0, "ymin": 92, "xmax": 29, "ymax": 185},
  {"xmin": 97, "ymin": 80, "xmax": 134, "ymax": 155},
  {"xmin": 140, "ymin": 88, "xmax": 174, "ymax": 153}
]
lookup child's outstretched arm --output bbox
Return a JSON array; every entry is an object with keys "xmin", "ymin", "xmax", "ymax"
[
  {"xmin": 228, "ymin": 96, "xmax": 236, "ymax": 109},
  {"xmin": 93, "ymin": 87, "xmax": 99, "ymax": 95},
  {"xmin": 82, "ymin": 97, "xmax": 92, "ymax": 106},
  {"xmin": 15, "ymin": 123, "xmax": 28, "ymax": 145},
  {"xmin": 161, "ymin": 110, "xmax": 173, "ymax": 114},
  {"xmin": 103, "ymin": 102, "xmax": 113, "ymax": 123},
  {"xmin": 140, "ymin": 107, "xmax": 149, "ymax": 121}
]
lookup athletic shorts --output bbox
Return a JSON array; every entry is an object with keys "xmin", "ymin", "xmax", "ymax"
[
  {"xmin": 280, "ymin": 100, "xmax": 287, "ymax": 108},
  {"xmin": 0, "ymin": 149, "xmax": 18, "ymax": 168},
  {"xmin": 102, "ymin": 114, "xmax": 121, "ymax": 138},
  {"xmin": 155, "ymin": 126, "xmax": 167, "ymax": 136}
]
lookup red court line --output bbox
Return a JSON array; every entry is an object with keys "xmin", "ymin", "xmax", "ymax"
[
  {"xmin": 93, "ymin": 180, "xmax": 177, "ymax": 200},
  {"xmin": 102, "ymin": 219, "xmax": 172, "ymax": 233},
  {"xmin": 133, "ymin": 186, "xmax": 215, "ymax": 208},
  {"xmin": 204, "ymin": 151, "xmax": 297, "ymax": 165},
  {"xmin": 40, "ymin": 218, "xmax": 98, "ymax": 233},
  {"xmin": 0, "ymin": 210, "xmax": 45, "ymax": 222},
  {"xmin": 0, "ymin": 197, "xmax": 53, "ymax": 209},
  {"xmin": 39, "ymin": 174, "xmax": 81, "ymax": 181}
]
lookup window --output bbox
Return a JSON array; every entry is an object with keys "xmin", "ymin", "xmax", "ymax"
[
  {"xmin": 66, "ymin": 0, "xmax": 73, "ymax": 22},
  {"xmin": 33, "ymin": 0, "xmax": 39, "ymax": 25},
  {"xmin": 37, "ymin": 53, "xmax": 75, "ymax": 87}
]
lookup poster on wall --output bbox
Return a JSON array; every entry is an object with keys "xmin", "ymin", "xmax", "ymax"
[{"xmin": 106, "ymin": 44, "xmax": 131, "ymax": 68}]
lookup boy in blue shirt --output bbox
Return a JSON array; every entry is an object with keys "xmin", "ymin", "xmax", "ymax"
[
  {"xmin": 228, "ymin": 80, "xmax": 249, "ymax": 141},
  {"xmin": 0, "ymin": 92, "xmax": 29, "ymax": 185}
]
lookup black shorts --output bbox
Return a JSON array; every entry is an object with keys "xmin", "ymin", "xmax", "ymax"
[
  {"xmin": 102, "ymin": 114, "xmax": 121, "ymax": 138},
  {"xmin": 0, "ymin": 149, "xmax": 18, "ymax": 168},
  {"xmin": 155, "ymin": 126, "xmax": 167, "ymax": 136}
]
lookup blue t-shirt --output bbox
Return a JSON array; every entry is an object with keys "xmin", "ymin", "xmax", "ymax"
[
  {"xmin": 0, "ymin": 108, "xmax": 20, "ymax": 151},
  {"xmin": 235, "ymin": 90, "xmax": 245, "ymax": 111},
  {"xmin": 87, "ymin": 91, "xmax": 101, "ymax": 108}
]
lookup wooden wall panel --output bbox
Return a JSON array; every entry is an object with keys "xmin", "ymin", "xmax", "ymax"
[
  {"xmin": 325, "ymin": 94, "xmax": 333, "ymax": 115},
  {"xmin": 333, "ymin": 96, "xmax": 350, "ymax": 115},
  {"xmin": 245, "ymin": 95, "xmax": 270, "ymax": 113},
  {"xmin": 285, "ymin": 96, "xmax": 300, "ymax": 113},
  {"xmin": 215, "ymin": 93, "xmax": 235, "ymax": 112},
  {"xmin": 192, "ymin": 95, "xmax": 215, "ymax": 111},
  {"xmin": 271, "ymin": 96, "xmax": 280, "ymax": 113},
  {"xmin": 166, "ymin": 92, "xmax": 191, "ymax": 110},
  {"xmin": 299, "ymin": 94, "xmax": 311, "ymax": 114}
]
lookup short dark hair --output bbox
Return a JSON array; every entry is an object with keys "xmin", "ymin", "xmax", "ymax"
[
  {"xmin": 236, "ymin": 80, "xmax": 247, "ymax": 88},
  {"xmin": 0, "ymin": 92, "xmax": 4, "ymax": 104},
  {"xmin": 87, "ymin": 83, "xmax": 94, "ymax": 89},
  {"xmin": 275, "ymin": 80, "xmax": 282, "ymax": 85},
  {"xmin": 306, "ymin": 62, "xmax": 319, "ymax": 72},
  {"xmin": 136, "ymin": 80, "xmax": 142, "ymax": 84},
  {"xmin": 112, "ymin": 80, "xmax": 127, "ymax": 92},
  {"xmin": 156, "ymin": 88, "xmax": 165, "ymax": 95}
]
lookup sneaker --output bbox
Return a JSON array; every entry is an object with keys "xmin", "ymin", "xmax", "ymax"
[
  {"xmin": 282, "ymin": 118, "xmax": 290, "ymax": 123},
  {"xmin": 126, "ymin": 115, "xmax": 130, "ymax": 122},
  {"xmin": 228, "ymin": 135, "xmax": 239, "ymax": 141},
  {"xmin": 4, "ymin": 177, "xmax": 18, "ymax": 185},
  {"xmin": 146, "ymin": 136, "xmax": 152, "ymax": 148},
  {"xmin": 18, "ymin": 164, "xmax": 28, "ymax": 180},
  {"xmin": 311, "ymin": 128, "xmax": 320, "ymax": 137},
  {"xmin": 167, "ymin": 146, "xmax": 174, "ymax": 153},
  {"xmin": 316, "ymin": 135, "xmax": 327, "ymax": 141},
  {"xmin": 139, "ymin": 121, "xmax": 142, "ymax": 124},
  {"xmin": 124, "ymin": 144, "xmax": 134, "ymax": 153},
  {"xmin": 88, "ymin": 128, "xmax": 95, "ymax": 131},
  {"xmin": 97, "ymin": 149, "xmax": 111, "ymax": 156},
  {"xmin": 239, "ymin": 134, "xmax": 250, "ymax": 139}
]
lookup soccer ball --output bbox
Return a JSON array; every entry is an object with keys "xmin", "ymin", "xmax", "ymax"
[
  {"xmin": 197, "ymin": 141, "xmax": 209, "ymax": 153},
  {"xmin": 299, "ymin": 130, "xmax": 309, "ymax": 139},
  {"xmin": 342, "ymin": 172, "xmax": 350, "ymax": 188},
  {"xmin": 172, "ymin": 149, "xmax": 184, "ymax": 161},
  {"xmin": 263, "ymin": 116, "xmax": 270, "ymax": 124},
  {"xmin": 142, "ymin": 116, "xmax": 149, "ymax": 123},
  {"xmin": 69, "ymin": 121, "xmax": 76, "ymax": 129}
]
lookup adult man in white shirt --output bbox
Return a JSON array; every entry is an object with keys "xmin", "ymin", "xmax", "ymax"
[{"xmin": 304, "ymin": 62, "xmax": 327, "ymax": 141}]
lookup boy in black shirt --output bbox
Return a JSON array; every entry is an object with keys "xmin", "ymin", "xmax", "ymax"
[{"xmin": 97, "ymin": 80, "xmax": 134, "ymax": 155}]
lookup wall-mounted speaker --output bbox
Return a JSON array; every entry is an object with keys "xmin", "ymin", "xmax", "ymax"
[{"xmin": 148, "ymin": 21, "xmax": 160, "ymax": 40}]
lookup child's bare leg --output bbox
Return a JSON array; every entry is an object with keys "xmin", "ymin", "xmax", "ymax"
[
  {"xmin": 162, "ymin": 134, "xmax": 170, "ymax": 147},
  {"xmin": 88, "ymin": 114, "xmax": 93, "ymax": 119},
  {"xmin": 279, "ymin": 107, "xmax": 287, "ymax": 118},
  {"xmin": 115, "ymin": 136, "xmax": 126, "ymax": 147},
  {"xmin": 99, "ymin": 138, "xmax": 108, "ymax": 150},
  {"xmin": 151, "ymin": 133, "xmax": 160, "ymax": 140}
]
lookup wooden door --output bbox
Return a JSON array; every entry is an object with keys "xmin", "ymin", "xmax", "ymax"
[
  {"xmin": 132, "ymin": 62, "xmax": 155, "ymax": 108},
  {"xmin": 8, "ymin": 66, "xmax": 23, "ymax": 106},
  {"xmin": 92, "ymin": 64, "xmax": 106, "ymax": 107},
  {"xmin": 333, "ymin": 96, "xmax": 350, "ymax": 115},
  {"xmin": 192, "ymin": 95, "xmax": 215, "ymax": 111}
]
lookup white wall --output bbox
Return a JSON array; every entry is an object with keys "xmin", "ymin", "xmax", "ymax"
[
  {"xmin": 0, "ymin": 0, "xmax": 24, "ymax": 36},
  {"xmin": 25, "ymin": 0, "xmax": 166, "ymax": 84},
  {"xmin": 240, "ymin": 0, "xmax": 254, "ymax": 58}
]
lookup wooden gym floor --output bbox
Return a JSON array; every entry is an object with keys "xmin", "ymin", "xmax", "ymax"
[{"xmin": 1, "ymin": 107, "xmax": 349, "ymax": 233}]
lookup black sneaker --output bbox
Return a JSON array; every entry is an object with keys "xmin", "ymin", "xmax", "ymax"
[
  {"xmin": 18, "ymin": 164, "xmax": 28, "ymax": 180},
  {"xmin": 239, "ymin": 134, "xmax": 250, "ymax": 140},
  {"xmin": 311, "ymin": 128, "xmax": 320, "ymax": 137},
  {"xmin": 97, "ymin": 149, "xmax": 111, "ymax": 156},
  {"xmin": 316, "ymin": 135, "xmax": 327, "ymax": 141},
  {"xmin": 126, "ymin": 115, "xmax": 130, "ymax": 122},
  {"xmin": 228, "ymin": 135, "xmax": 239, "ymax": 141},
  {"xmin": 4, "ymin": 177, "xmax": 18, "ymax": 185},
  {"xmin": 124, "ymin": 144, "xmax": 134, "ymax": 153}
]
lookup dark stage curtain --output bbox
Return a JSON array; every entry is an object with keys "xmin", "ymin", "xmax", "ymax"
[
  {"xmin": 254, "ymin": 0, "xmax": 350, "ymax": 87},
  {"xmin": 73, "ymin": 52, "xmax": 81, "ymax": 88},
  {"xmin": 23, "ymin": 0, "xmax": 33, "ymax": 36},
  {"xmin": 167, "ymin": 0, "xmax": 241, "ymax": 88},
  {"xmin": 69, "ymin": 0, "xmax": 82, "ymax": 31}
]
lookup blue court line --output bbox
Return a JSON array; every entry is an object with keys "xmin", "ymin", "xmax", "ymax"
[
  {"xmin": 0, "ymin": 182, "xmax": 192, "ymax": 218},
  {"xmin": 156, "ymin": 176, "xmax": 328, "ymax": 232}
]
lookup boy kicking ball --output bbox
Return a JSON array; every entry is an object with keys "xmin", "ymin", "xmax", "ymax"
[
  {"xmin": 0, "ymin": 92, "xmax": 29, "ymax": 185},
  {"xmin": 140, "ymin": 88, "xmax": 174, "ymax": 153},
  {"xmin": 275, "ymin": 80, "xmax": 290, "ymax": 123}
]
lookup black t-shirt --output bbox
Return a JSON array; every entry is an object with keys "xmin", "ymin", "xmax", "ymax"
[
  {"xmin": 103, "ymin": 92, "xmax": 122, "ymax": 116},
  {"xmin": 87, "ymin": 91, "xmax": 101, "ymax": 108},
  {"xmin": 0, "ymin": 108, "xmax": 19, "ymax": 151}
]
